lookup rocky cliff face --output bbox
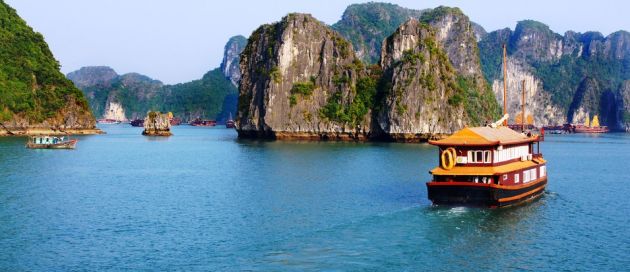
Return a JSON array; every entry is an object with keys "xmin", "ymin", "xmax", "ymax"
[
  {"xmin": 67, "ymin": 66, "xmax": 118, "ymax": 89},
  {"xmin": 617, "ymin": 81, "xmax": 630, "ymax": 131},
  {"xmin": 491, "ymin": 58, "xmax": 565, "ymax": 125},
  {"xmin": 102, "ymin": 100, "xmax": 127, "ymax": 121},
  {"xmin": 479, "ymin": 20, "xmax": 630, "ymax": 129},
  {"xmin": 237, "ymin": 11, "xmax": 499, "ymax": 141},
  {"xmin": 421, "ymin": 7, "xmax": 482, "ymax": 78},
  {"xmin": 220, "ymin": 35, "xmax": 247, "ymax": 86},
  {"xmin": 419, "ymin": 7, "xmax": 500, "ymax": 125},
  {"xmin": 237, "ymin": 13, "xmax": 371, "ymax": 140},
  {"xmin": 509, "ymin": 20, "xmax": 564, "ymax": 62},
  {"xmin": 0, "ymin": 1, "xmax": 97, "ymax": 135},
  {"xmin": 377, "ymin": 19, "xmax": 465, "ymax": 141}
]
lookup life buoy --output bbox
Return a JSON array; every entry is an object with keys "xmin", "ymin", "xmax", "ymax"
[{"xmin": 441, "ymin": 147, "xmax": 456, "ymax": 170}]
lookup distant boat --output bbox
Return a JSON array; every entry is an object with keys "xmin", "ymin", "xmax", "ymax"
[
  {"xmin": 226, "ymin": 113, "xmax": 235, "ymax": 128},
  {"xmin": 565, "ymin": 114, "xmax": 610, "ymax": 133},
  {"xmin": 26, "ymin": 136, "xmax": 77, "ymax": 149},
  {"xmin": 542, "ymin": 125, "xmax": 567, "ymax": 134},
  {"xmin": 170, "ymin": 117, "xmax": 182, "ymax": 126},
  {"xmin": 190, "ymin": 118, "xmax": 216, "ymax": 127},
  {"xmin": 130, "ymin": 119, "xmax": 144, "ymax": 127},
  {"xmin": 97, "ymin": 118, "xmax": 121, "ymax": 124}
]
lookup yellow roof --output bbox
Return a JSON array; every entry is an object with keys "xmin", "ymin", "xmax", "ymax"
[
  {"xmin": 429, "ymin": 126, "xmax": 536, "ymax": 147},
  {"xmin": 431, "ymin": 159, "xmax": 546, "ymax": 176}
]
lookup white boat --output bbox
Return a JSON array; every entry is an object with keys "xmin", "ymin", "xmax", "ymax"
[{"xmin": 26, "ymin": 136, "xmax": 77, "ymax": 149}]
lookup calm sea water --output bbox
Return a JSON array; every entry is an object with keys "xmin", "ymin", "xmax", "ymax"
[{"xmin": 0, "ymin": 125, "xmax": 629, "ymax": 271}]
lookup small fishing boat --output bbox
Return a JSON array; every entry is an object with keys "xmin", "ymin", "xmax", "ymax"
[{"xmin": 26, "ymin": 136, "xmax": 77, "ymax": 149}]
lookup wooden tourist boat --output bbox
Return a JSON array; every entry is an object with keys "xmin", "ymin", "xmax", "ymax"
[
  {"xmin": 426, "ymin": 116, "xmax": 547, "ymax": 207},
  {"xmin": 26, "ymin": 136, "xmax": 77, "ymax": 149},
  {"xmin": 568, "ymin": 115, "xmax": 610, "ymax": 133}
]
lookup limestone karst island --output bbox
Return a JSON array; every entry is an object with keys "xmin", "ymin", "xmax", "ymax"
[{"xmin": 1, "ymin": 0, "xmax": 629, "ymax": 271}]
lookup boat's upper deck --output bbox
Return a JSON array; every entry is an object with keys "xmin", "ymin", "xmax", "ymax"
[
  {"xmin": 429, "ymin": 126, "xmax": 545, "ymax": 180},
  {"xmin": 429, "ymin": 126, "xmax": 540, "ymax": 147}
]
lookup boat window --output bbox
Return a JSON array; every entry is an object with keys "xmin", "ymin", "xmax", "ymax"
[
  {"xmin": 531, "ymin": 169, "xmax": 537, "ymax": 180},
  {"xmin": 468, "ymin": 150, "xmax": 492, "ymax": 163},
  {"xmin": 503, "ymin": 174, "xmax": 508, "ymax": 181},
  {"xmin": 540, "ymin": 166, "xmax": 546, "ymax": 177},
  {"xmin": 515, "ymin": 174, "xmax": 520, "ymax": 183},
  {"xmin": 524, "ymin": 170, "xmax": 530, "ymax": 183}
]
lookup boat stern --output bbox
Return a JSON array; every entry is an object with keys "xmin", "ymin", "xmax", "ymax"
[{"xmin": 426, "ymin": 182, "xmax": 498, "ymax": 207}]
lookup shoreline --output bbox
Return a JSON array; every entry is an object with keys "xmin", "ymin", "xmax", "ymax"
[
  {"xmin": 237, "ymin": 130, "xmax": 449, "ymax": 143},
  {"xmin": 0, "ymin": 128, "xmax": 104, "ymax": 137}
]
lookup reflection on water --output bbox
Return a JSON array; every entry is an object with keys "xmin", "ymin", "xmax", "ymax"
[{"xmin": 0, "ymin": 126, "xmax": 628, "ymax": 271}]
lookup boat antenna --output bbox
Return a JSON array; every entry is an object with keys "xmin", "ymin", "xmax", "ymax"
[
  {"xmin": 522, "ymin": 80, "xmax": 526, "ymax": 133},
  {"xmin": 502, "ymin": 43, "xmax": 508, "ymax": 126}
]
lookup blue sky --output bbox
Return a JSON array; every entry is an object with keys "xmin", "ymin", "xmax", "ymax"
[{"xmin": 5, "ymin": 0, "xmax": 628, "ymax": 84}]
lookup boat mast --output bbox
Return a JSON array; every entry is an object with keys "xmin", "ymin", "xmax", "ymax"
[
  {"xmin": 503, "ymin": 44, "xmax": 508, "ymax": 126},
  {"xmin": 522, "ymin": 80, "xmax": 526, "ymax": 132}
]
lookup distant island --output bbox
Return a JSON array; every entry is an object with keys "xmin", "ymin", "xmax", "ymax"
[
  {"xmin": 0, "ymin": 0, "xmax": 100, "ymax": 136},
  {"xmin": 4, "ymin": 1, "xmax": 630, "ymax": 139},
  {"xmin": 66, "ymin": 36, "xmax": 246, "ymax": 124}
]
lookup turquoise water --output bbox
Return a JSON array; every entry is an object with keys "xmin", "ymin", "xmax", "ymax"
[{"xmin": 0, "ymin": 125, "xmax": 629, "ymax": 271}]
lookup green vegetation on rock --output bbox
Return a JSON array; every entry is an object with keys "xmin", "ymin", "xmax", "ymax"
[
  {"xmin": 332, "ymin": 2, "xmax": 425, "ymax": 64},
  {"xmin": 0, "ymin": 0, "xmax": 91, "ymax": 123},
  {"xmin": 289, "ymin": 79, "xmax": 316, "ymax": 106},
  {"xmin": 452, "ymin": 75, "xmax": 501, "ymax": 125},
  {"xmin": 418, "ymin": 6, "xmax": 464, "ymax": 23},
  {"xmin": 321, "ymin": 66, "xmax": 380, "ymax": 125}
]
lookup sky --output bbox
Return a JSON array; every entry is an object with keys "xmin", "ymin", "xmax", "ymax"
[{"xmin": 5, "ymin": 0, "xmax": 629, "ymax": 84}]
